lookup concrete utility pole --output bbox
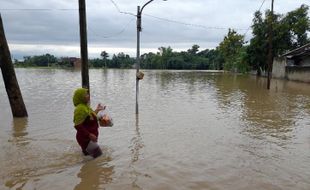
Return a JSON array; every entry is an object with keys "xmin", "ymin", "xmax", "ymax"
[
  {"xmin": 136, "ymin": 5, "xmax": 141, "ymax": 114},
  {"xmin": 0, "ymin": 14, "xmax": 28, "ymax": 117},
  {"xmin": 135, "ymin": 0, "xmax": 167, "ymax": 114},
  {"xmin": 78, "ymin": 0, "xmax": 89, "ymax": 90},
  {"xmin": 267, "ymin": 0, "xmax": 274, "ymax": 90}
]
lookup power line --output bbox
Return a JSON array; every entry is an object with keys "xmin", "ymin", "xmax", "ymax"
[
  {"xmin": 144, "ymin": 14, "xmax": 248, "ymax": 31},
  {"xmin": 0, "ymin": 0, "xmax": 272, "ymax": 39},
  {"xmin": 87, "ymin": 0, "xmax": 135, "ymax": 39},
  {"xmin": 243, "ymin": 0, "xmax": 267, "ymax": 37},
  {"xmin": 109, "ymin": 0, "xmax": 136, "ymax": 17},
  {"xmin": 108, "ymin": 0, "xmax": 248, "ymax": 31},
  {"xmin": 0, "ymin": 8, "xmax": 77, "ymax": 11},
  {"xmin": 88, "ymin": 17, "xmax": 135, "ymax": 38}
]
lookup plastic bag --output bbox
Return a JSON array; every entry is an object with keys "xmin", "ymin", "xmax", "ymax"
[{"xmin": 97, "ymin": 109, "xmax": 113, "ymax": 127}]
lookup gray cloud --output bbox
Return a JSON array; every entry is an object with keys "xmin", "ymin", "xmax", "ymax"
[{"xmin": 1, "ymin": 0, "xmax": 309, "ymax": 59}]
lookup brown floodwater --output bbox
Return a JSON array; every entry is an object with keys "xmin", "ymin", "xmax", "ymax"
[{"xmin": 0, "ymin": 68, "xmax": 309, "ymax": 190}]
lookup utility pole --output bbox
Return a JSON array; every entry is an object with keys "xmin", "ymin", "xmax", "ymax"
[
  {"xmin": 135, "ymin": 0, "xmax": 167, "ymax": 114},
  {"xmin": 78, "ymin": 0, "xmax": 89, "ymax": 90},
  {"xmin": 267, "ymin": 0, "xmax": 274, "ymax": 90},
  {"xmin": 136, "ymin": 6, "xmax": 141, "ymax": 114},
  {"xmin": 0, "ymin": 14, "xmax": 28, "ymax": 117}
]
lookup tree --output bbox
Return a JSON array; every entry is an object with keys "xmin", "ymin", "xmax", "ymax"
[
  {"xmin": 283, "ymin": 4, "xmax": 310, "ymax": 48},
  {"xmin": 89, "ymin": 58, "xmax": 104, "ymax": 68},
  {"xmin": 218, "ymin": 29, "xmax": 244, "ymax": 71},
  {"xmin": 247, "ymin": 11, "xmax": 269, "ymax": 75},
  {"xmin": 158, "ymin": 46, "xmax": 173, "ymax": 69},
  {"xmin": 199, "ymin": 49, "xmax": 224, "ymax": 70},
  {"xmin": 110, "ymin": 52, "xmax": 134, "ymax": 69},
  {"xmin": 100, "ymin": 51, "xmax": 109, "ymax": 68},
  {"xmin": 23, "ymin": 54, "xmax": 57, "ymax": 67},
  {"xmin": 187, "ymin": 44, "xmax": 200, "ymax": 55},
  {"xmin": 247, "ymin": 5, "xmax": 310, "ymax": 75}
]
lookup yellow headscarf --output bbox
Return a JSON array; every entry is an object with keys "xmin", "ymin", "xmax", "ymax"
[{"xmin": 73, "ymin": 88, "xmax": 94, "ymax": 125}]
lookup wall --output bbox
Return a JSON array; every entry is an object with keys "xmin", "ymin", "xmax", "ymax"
[
  {"xmin": 272, "ymin": 57, "xmax": 286, "ymax": 79},
  {"xmin": 286, "ymin": 66, "xmax": 310, "ymax": 83}
]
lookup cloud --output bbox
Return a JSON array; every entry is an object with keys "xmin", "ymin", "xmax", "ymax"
[{"xmin": 1, "ymin": 0, "xmax": 309, "ymax": 59}]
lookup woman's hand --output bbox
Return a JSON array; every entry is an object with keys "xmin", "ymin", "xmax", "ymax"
[
  {"xmin": 95, "ymin": 103, "xmax": 106, "ymax": 114},
  {"xmin": 89, "ymin": 133, "xmax": 98, "ymax": 142}
]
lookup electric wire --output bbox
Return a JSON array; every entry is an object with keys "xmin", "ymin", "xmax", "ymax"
[
  {"xmin": 0, "ymin": 0, "xmax": 282, "ymax": 40},
  {"xmin": 243, "ymin": 0, "xmax": 267, "ymax": 38},
  {"xmin": 144, "ymin": 14, "xmax": 248, "ymax": 31},
  {"xmin": 86, "ymin": 0, "xmax": 135, "ymax": 39},
  {"xmin": 109, "ymin": 0, "xmax": 136, "ymax": 17},
  {"xmin": 0, "ymin": 1, "xmax": 268, "ymax": 34},
  {"xmin": 88, "ymin": 17, "xmax": 135, "ymax": 38},
  {"xmin": 0, "ymin": 8, "xmax": 77, "ymax": 11}
]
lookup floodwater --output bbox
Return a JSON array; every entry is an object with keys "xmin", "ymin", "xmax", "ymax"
[{"xmin": 0, "ymin": 68, "xmax": 309, "ymax": 190}]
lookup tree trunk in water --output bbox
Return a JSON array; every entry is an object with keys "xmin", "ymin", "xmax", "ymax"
[{"xmin": 0, "ymin": 14, "xmax": 28, "ymax": 117}]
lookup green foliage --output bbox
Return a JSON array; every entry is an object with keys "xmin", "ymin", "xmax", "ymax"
[
  {"xmin": 247, "ymin": 4, "xmax": 310, "ymax": 75},
  {"xmin": 100, "ymin": 51, "xmax": 109, "ymax": 68},
  {"xmin": 140, "ymin": 46, "xmax": 223, "ymax": 70},
  {"xmin": 218, "ymin": 29, "xmax": 245, "ymax": 72},
  {"xmin": 19, "ymin": 54, "xmax": 58, "ymax": 67},
  {"xmin": 89, "ymin": 58, "xmax": 105, "ymax": 68},
  {"xmin": 235, "ymin": 47, "xmax": 250, "ymax": 73},
  {"xmin": 282, "ymin": 4, "xmax": 310, "ymax": 48},
  {"xmin": 110, "ymin": 52, "xmax": 135, "ymax": 69},
  {"xmin": 187, "ymin": 44, "xmax": 200, "ymax": 55},
  {"xmin": 199, "ymin": 49, "xmax": 224, "ymax": 70}
]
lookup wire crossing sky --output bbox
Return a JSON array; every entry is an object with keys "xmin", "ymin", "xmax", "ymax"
[{"xmin": 1, "ymin": 0, "xmax": 309, "ymax": 59}]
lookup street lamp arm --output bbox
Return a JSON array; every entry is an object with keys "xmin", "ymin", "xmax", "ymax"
[{"xmin": 140, "ymin": 0, "xmax": 154, "ymax": 14}]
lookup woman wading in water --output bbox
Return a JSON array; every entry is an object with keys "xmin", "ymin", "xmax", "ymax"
[{"xmin": 72, "ymin": 88, "xmax": 104, "ymax": 158}]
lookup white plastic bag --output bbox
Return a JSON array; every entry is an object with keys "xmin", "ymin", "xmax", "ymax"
[{"xmin": 97, "ymin": 109, "xmax": 113, "ymax": 127}]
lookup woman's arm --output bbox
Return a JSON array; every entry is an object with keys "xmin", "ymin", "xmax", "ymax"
[
  {"xmin": 74, "ymin": 124, "xmax": 98, "ymax": 142},
  {"xmin": 74, "ymin": 123, "xmax": 90, "ymax": 136}
]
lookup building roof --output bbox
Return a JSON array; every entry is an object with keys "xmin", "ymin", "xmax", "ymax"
[{"xmin": 282, "ymin": 43, "xmax": 310, "ymax": 58}]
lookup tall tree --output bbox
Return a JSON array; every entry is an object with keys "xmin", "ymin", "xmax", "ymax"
[
  {"xmin": 283, "ymin": 4, "xmax": 310, "ymax": 48},
  {"xmin": 0, "ymin": 14, "xmax": 28, "ymax": 117},
  {"xmin": 100, "ymin": 51, "xmax": 109, "ymax": 68},
  {"xmin": 247, "ymin": 5, "xmax": 310, "ymax": 75},
  {"xmin": 248, "ymin": 11, "xmax": 269, "ymax": 75},
  {"xmin": 187, "ymin": 44, "xmax": 200, "ymax": 55},
  {"xmin": 218, "ymin": 29, "xmax": 244, "ymax": 71},
  {"xmin": 158, "ymin": 46, "xmax": 173, "ymax": 69}
]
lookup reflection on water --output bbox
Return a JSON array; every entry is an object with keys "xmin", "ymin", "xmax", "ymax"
[
  {"xmin": 74, "ymin": 153, "xmax": 114, "ymax": 190},
  {"xmin": 11, "ymin": 117, "xmax": 29, "ymax": 145},
  {"xmin": 214, "ymin": 74, "xmax": 308, "ymax": 144},
  {"xmin": 131, "ymin": 115, "xmax": 144, "ymax": 164},
  {"xmin": 0, "ymin": 69, "xmax": 309, "ymax": 190},
  {"xmin": 128, "ymin": 114, "xmax": 144, "ymax": 189}
]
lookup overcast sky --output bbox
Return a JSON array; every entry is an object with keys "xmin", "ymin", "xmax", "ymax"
[{"xmin": 1, "ymin": 0, "xmax": 309, "ymax": 59}]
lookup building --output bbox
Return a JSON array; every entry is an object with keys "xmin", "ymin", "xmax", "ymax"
[
  {"xmin": 273, "ymin": 43, "xmax": 310, "ymax": 83},
  {"xmin": 60, "ymin": 57, "xmax": 81, "ymax": 68}
]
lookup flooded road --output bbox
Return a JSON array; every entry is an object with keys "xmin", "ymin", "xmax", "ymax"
[{"xmin": 0, "ymin": 69, "xmax": 309, "ymax": 190}]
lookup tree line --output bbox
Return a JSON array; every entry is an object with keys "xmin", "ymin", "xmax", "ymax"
[{"xmin": 15, "ymin": 4, "xmax": 309, "ymax": 75}]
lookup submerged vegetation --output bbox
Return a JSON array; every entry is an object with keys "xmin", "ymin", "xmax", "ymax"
[{"xmin": 14, "ymin": 5, "xmax": 309, "ymax": 75}]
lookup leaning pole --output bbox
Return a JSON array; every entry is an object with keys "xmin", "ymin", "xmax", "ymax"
[{"xmin": 0, "ymin": 14, "xmax": 28, "ymax": 117}]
